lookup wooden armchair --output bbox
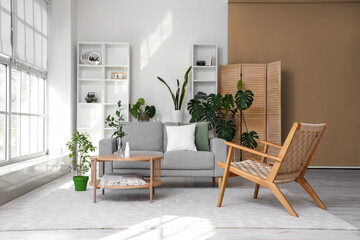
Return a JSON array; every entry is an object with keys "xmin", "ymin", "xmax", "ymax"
[{"xmin": 217, "ymin": 122, "xmax": 327, "ymax": 217}]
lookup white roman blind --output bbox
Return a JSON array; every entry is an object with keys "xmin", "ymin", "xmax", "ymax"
[
  {"xmin": 14, "ymin": 0, "xmax": 48, "ymax": 69},
  {"xmin": 0, "ymin": 0, "xmax": 12, "ymax": 56}
]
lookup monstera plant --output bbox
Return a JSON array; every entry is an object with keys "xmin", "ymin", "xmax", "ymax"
[{"xmin": 187, "ymin": 80, "xmax": 259, "ymax": 149}]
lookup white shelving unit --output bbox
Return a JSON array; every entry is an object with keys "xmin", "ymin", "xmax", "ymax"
[
  {"xmin": 191, "ymin": 43, "xmax": 218, "ymax": 97},
  {"xmin": 77, "ymin": 42, "xmax": 130, "ymax": 151}
]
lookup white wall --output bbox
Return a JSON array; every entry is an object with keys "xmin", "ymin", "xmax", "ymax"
[
  {"xmin": 76, "ymin": 0, "xmax": 228, "ymax": 121},
  {"xmin": 47, "ymin": 0, "xmax": 77, "ymax": 155}
]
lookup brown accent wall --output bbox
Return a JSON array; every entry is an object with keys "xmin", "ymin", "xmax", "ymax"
[{"xmin": 229, "ymin": 1, "xmax": 360, "ymax": 166}]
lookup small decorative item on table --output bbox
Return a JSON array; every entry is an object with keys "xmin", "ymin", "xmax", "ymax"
[
  {"xmin": 85, "ymin": 92, "xmax": 98, "ymax": 103},
  {"xmin": 196, "ymin": 60, "xmax": 205, "ymax": 66},
  {"xmin": 111, "ymin": 72, "xmax": 125, "ymax": 80}
]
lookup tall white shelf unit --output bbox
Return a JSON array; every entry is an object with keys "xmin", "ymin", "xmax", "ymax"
[
  {"xmin": 77, "ymin": 42, "xmax": 130, "ymax": 151},
  {"xmin": 191, "ymin": 43, "xmax": 218, "ymax": 97}
]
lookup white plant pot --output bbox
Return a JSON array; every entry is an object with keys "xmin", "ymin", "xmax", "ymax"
[{"xmin": 171, "ymin": 109, "xmax": 183, "ymax": 122}]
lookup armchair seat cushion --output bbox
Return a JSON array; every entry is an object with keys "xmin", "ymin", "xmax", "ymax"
[
  {"xmin": 163, "ymin": 151, "xmax": 214, "ymax": 170},
  {"xmin": 231, "ymin": 160, "xmax": 270, "ymax": 180}
]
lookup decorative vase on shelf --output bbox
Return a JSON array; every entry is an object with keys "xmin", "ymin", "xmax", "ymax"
[
  {"xmin": 171, "ymin": 109, "xmax": 183, "ymax": 122},
  {"xmin": 85, "ymin": 92, "xmax": 98, "ymax": 103},
  {"xmin": 125, "ymin": 142, "xmax": 130, "ymax": 157},
  {"xmin": 117, "ymin": 139, "xmax": 125, "ymax": 158}
]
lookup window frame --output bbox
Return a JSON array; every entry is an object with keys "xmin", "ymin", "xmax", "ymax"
[{"xmin": 0, "ymin": 0, "xmax": 48, "ymax": 166}]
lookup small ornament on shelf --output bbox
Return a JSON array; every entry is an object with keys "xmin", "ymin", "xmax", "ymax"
[{"xmin": 85, "ymin": 92, "xmax": 99, "ymax": 103}]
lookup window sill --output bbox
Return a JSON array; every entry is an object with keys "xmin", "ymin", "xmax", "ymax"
[{"xmin": 0, "ymin": 154, "xmax": 68, "ymax": 176}]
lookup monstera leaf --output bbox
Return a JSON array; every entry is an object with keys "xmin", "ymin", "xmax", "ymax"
[
  {"xmin": 187, "ymin": 99, "xmax": 206, "ymax": 123},
  {"xmin": 235, "ymin": 90, "xmax": 254, "ymax": 110},
  {"xmin": 222, "ymin": 93, "xmax": 234, "ymax": 112},
  {"xmin": 215, "ymin": 119, "xmax": 236, "ymax": 141},
  {"xmin": 145, "ymin": 105, "xmax": 156, "ymax": 118},
  {"xmin": 241, "ymin": 131, "xmax": 259, "ymax": 149},
  {"xmin": 207, "ymin": 93, "xmax": 223, "ymax": 112}
]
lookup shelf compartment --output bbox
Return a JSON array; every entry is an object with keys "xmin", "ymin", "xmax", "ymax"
[
  {"xmin": 193, "ymin": 67, "xmax": 216, "ymax": 81},
  {"xmin": 78, "ymin": 104, "xmax": 102, "ymax": 129},
  {"xmin": 105, "ymin": 66, "xmax": 128, "ymax": 80},
  {"xmin": 79, "ymin": 43, "xmax": 103, "ymax": 65},
  {"xmin": 78, "ymin": 66, "xmax": 102, "ymax": 79},
  {"xmin": 193, "ymin": 81, "xmax": 217, "ymax": 96},
  {"xmin": 105, "ymin": 43, "xmax": 129, "ymax": 66},
  {"xmin": 104, "ymin": 81, "xmax": 129, "ymax": 104},
  {"xmin": 78, "ymin": 81, "xmax": 102, "ymax": 103},
  {"xmin": 193, "ymin": 44, "xmax": 217, "ymax": 66}
]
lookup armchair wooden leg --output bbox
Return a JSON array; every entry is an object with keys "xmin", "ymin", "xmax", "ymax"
[
  {"xmin": 296, "ymin": 178, "xmax": 326, "ymax": 210},
  {"xmin": 217, "ymin": 173, "xmax": 229, "ymax": 207},
  {"xmin": 217, "ymin": 177, "xmax": 222, "ymax": 189},
  {"xmin": 253, "ymin": 184, "xmax": 260, "ymax": 199},
  {"xmin": 269, "ymin": 184, "xmax": 298, "ymax": 217}
]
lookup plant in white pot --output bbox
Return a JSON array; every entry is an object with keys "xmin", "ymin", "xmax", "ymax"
[
  {"xmin": 157, "ymin": 66, "xmax": 192, "ymax": 122},
  {"xmin": 66, "ymin": 131, "xmax": 96, "ymax": 191}
]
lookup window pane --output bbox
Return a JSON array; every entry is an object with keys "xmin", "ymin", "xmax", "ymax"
[
  {"xmin": 38, "ymin": 116, "xmax": 44, "ymax": 152},
  {"xmin": 38, "ymin": 78, "xmax": 44, "ymax": 114},
  {"xmin": 26, "ymin": 26, "xmax": 34, "ymax": 64},
  {"xmin": 11, "ymin": 69, "xmax": 20, "ymax": 112},
  {"xmin": 16, "ymin": 0, "xmax": 25, "ymax": 20},
  {"xmin": 0, "ymin": 114, "xmax": 5, "ymax": 161},
  {"xmin": 34, "ymin": 0, "xmax": 41, "ymax": 32},
  {"xmin": 35, "ymin": 33, "xmax": 42, "ymax": 68},
  {"xmin": 0, "ymin": 64, "xmax": 6, "ymax": 111},
  {"xmin": 42, "ymin": 37, "xmax": 47, "ymax": 69},
  {"xmin": 25, "ymin": 0, "xmax": 33, "ymax": 26},
  {"xmin": 20, "ymin": 115, "xmax": 29, "ymax": 156},
  {"xmin": 20, "ymin": 72, "xmax": 29, "ymax": 113},
  {"xmin": 0, "ymin": 11, "xmax": 12, "ymax": 56},
  {"xmin": 16, "ymin": 21, "xmax": 26, "ymax": 61},
  {"xmin": 30, "ymin": 75, "xmax": 38, "ymax": 114},
  {"xmin": 42, "ymin": 3, "xmax": 47, "ymax": 36},
  {"xmin": 11, "ymin": 115, "xmax": 19, "ymax": 158},
  {"xmin": 1, "ymin": 0, "xmax": 11, "ymax": 11},
  {"xmin": 30, "ymin": 116, "xmax": 37, "ymax": 154}
]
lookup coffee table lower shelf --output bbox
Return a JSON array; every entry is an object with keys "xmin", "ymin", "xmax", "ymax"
[{"xmin": 89, "ymin": 179, "xmax": 162, "ymax": 189}]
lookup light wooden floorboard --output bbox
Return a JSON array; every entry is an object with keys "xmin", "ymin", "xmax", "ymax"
[{"xmin": 0, "ymin": 169, "xmax": 359, "ymax": 239}]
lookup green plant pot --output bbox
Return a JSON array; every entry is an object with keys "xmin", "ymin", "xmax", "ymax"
[{"xmin": 73, "ymin": 176, "xmax": 89, "ymax": 191}]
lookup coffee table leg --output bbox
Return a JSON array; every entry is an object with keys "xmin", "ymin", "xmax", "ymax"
[
  {"xmin": 102, "ymin": 161, "xmax": 105, "ymax": 195},
  {"xmin": 93, "ymin": 159, "xmax": 97, "ymax": 203},
  {"xmin": 150, "ymin": 158, "xmax": 154, "ymax": 203}
]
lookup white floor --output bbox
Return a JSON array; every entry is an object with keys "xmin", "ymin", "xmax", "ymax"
[{"xmin": 0, "ymin": 169, "xmax": 359, "ymax": 240}]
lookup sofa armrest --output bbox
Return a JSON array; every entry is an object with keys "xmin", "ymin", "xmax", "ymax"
[
  {"xmin": 99, "ymin": 138, "xmax": 117, "ymax": 176},
  {"xmin": 210, "ymin": 137, "xmax": 227, "ymax": 177}
]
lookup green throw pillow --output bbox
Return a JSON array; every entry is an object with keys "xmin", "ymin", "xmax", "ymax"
[{"xmin": 179, "ymin": 122, "xmax": 210, "ymax": 151}]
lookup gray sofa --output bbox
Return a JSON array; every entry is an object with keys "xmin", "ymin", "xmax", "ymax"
[{"xmin": 99, "ymin": 121, "xmax": 227, "ymax": 178}]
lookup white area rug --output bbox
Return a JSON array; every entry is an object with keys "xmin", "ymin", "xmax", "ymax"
[{"xmin": 0, "ymin": 174, "xmax": 357, "ymax": 232}]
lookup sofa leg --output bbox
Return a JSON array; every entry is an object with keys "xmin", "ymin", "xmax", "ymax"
[
  {"xmin": 217, "ymin": 177, "xmax": 222, "ymax": 188},
  {"xmin": 212, "ymin": 177, "xmax": 216, "ymax": 185}
]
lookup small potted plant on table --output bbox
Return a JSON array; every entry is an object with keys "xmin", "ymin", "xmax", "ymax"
[{"xmin": 66, "ymin": 131, "xmax": 96, "ymax": 191}]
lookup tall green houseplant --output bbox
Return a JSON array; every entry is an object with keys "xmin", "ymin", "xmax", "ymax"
[
  {"xmin": 187, "ymin": 80, "xmax": 259, "ymax": 149},
  {"xmin": 105, "ymin": 100, "xmax": 127, "ymax": 157},
  {"xmin": 66, "ymin": 131, "xmax": 96, "ymax": 191},
  {"xmin": 157, "ymin": 66, "xmax": 192, "ymax": 110}
]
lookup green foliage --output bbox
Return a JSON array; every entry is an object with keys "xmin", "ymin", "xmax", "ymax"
[
  {"xmin": 66, "ymin": 131, "xmax": 96, "ymax": 176},
  {"xmin": 105, "ymin": 100, "xmax": 127, "ymax": 141},
  {"xmin": 157, "ymin": 66, "xmax": 192, "ymax": 110},
  {"xmin": 129, "ymin": 98, "xmax": 156, "ymax": 119},
  {"xmin": 237, "ymin": 79, "xmax": 242, "ymax": 91},
  {"xmin": 187, "ymin": 80, "xmax": 258, "ymax": 148}
]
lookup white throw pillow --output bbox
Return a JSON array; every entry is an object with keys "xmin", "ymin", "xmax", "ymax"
[{"xmin": 166, "ymin": 124, "xmax": 197, "ymax": 151}]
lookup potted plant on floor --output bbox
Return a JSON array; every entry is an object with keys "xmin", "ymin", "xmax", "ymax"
[
  {"xmin": 187, "ymin": 80, "xmax": 258, "ymax": 148},
  {"xmin": 157, "ymin": 66, "xmax": 192, "ymax": 122},
  {"xmin": 66, "ymin": 131, "xmax": 96, "ymax": 191},
  {"xmin": 105, "ymin": 100, "xmax": 127, "ymax": 157},
  {"xmin": 129, "ymin": 97, "xmax": 156, "ymax": 121}
]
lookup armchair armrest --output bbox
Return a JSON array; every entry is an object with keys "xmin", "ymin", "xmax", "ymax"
[
  {"xmin": 225, "ymin": 141, "xmax": 282, "ymax": 162},
  {"xmin": 210, "ymin": 137, "xmax": 228, "ymax": 177},
  {"xmin": 99, "ymin": 138, "xmax": 117, "ymax": 175},
  {"xmin": 260, "ymin": 140, "xmax": 282, "ymax": 149}
]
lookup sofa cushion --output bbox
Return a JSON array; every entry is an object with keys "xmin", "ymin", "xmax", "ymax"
[
  {"xmin": 179, "ymin": 122, "xmax": 210, "ymax": 151},
  {"xmin": 163, "ymin": 151, "xmax": 214, "ymax": 170},
  {"xmin": 122, "ymin": 121, "xmax": 163, "ymax": 151},
  {"xmin": 113, "ymin": 151, "xmax": 164, "ymax": 169},
  {"xmin": 166, "ymin": 124, "xmax": 197, "ymax": 152},
  {"xmin": 163, "ymin": 122, "xmax": 178, "ymax": 151}
]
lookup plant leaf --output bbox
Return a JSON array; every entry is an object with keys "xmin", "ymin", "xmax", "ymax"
[
  {"xmin": 237, "ymin": 79, "xmax": 242, "ymax": 91},
  {"xmin": 235, "ymin": 90, "xmax": 254, "ymax": 110},
  {"xmin": 158, "ymin": 76, "xmax": 177, "ymax": 109},
  {"xmin": 241, "ymin": 131, "xmax": 259, "ymax": 149},
  {"xmin": 215, "ymin": 119, "xmax": 236, "ymax": 141}
]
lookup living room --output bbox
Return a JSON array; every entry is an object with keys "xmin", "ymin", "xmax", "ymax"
[{"xmin": 0, "ymin": 0, "xmax": 359, "ymax": 239}]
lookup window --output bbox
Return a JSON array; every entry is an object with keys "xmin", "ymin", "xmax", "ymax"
[{"xmin": 0, "ymin": 0, "xmax": 48, "ymax": 164}]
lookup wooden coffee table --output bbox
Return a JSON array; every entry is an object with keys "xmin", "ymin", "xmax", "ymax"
[{"xmin": 89, "ymin": 154, "xmax": 162, "ymax": 203}]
